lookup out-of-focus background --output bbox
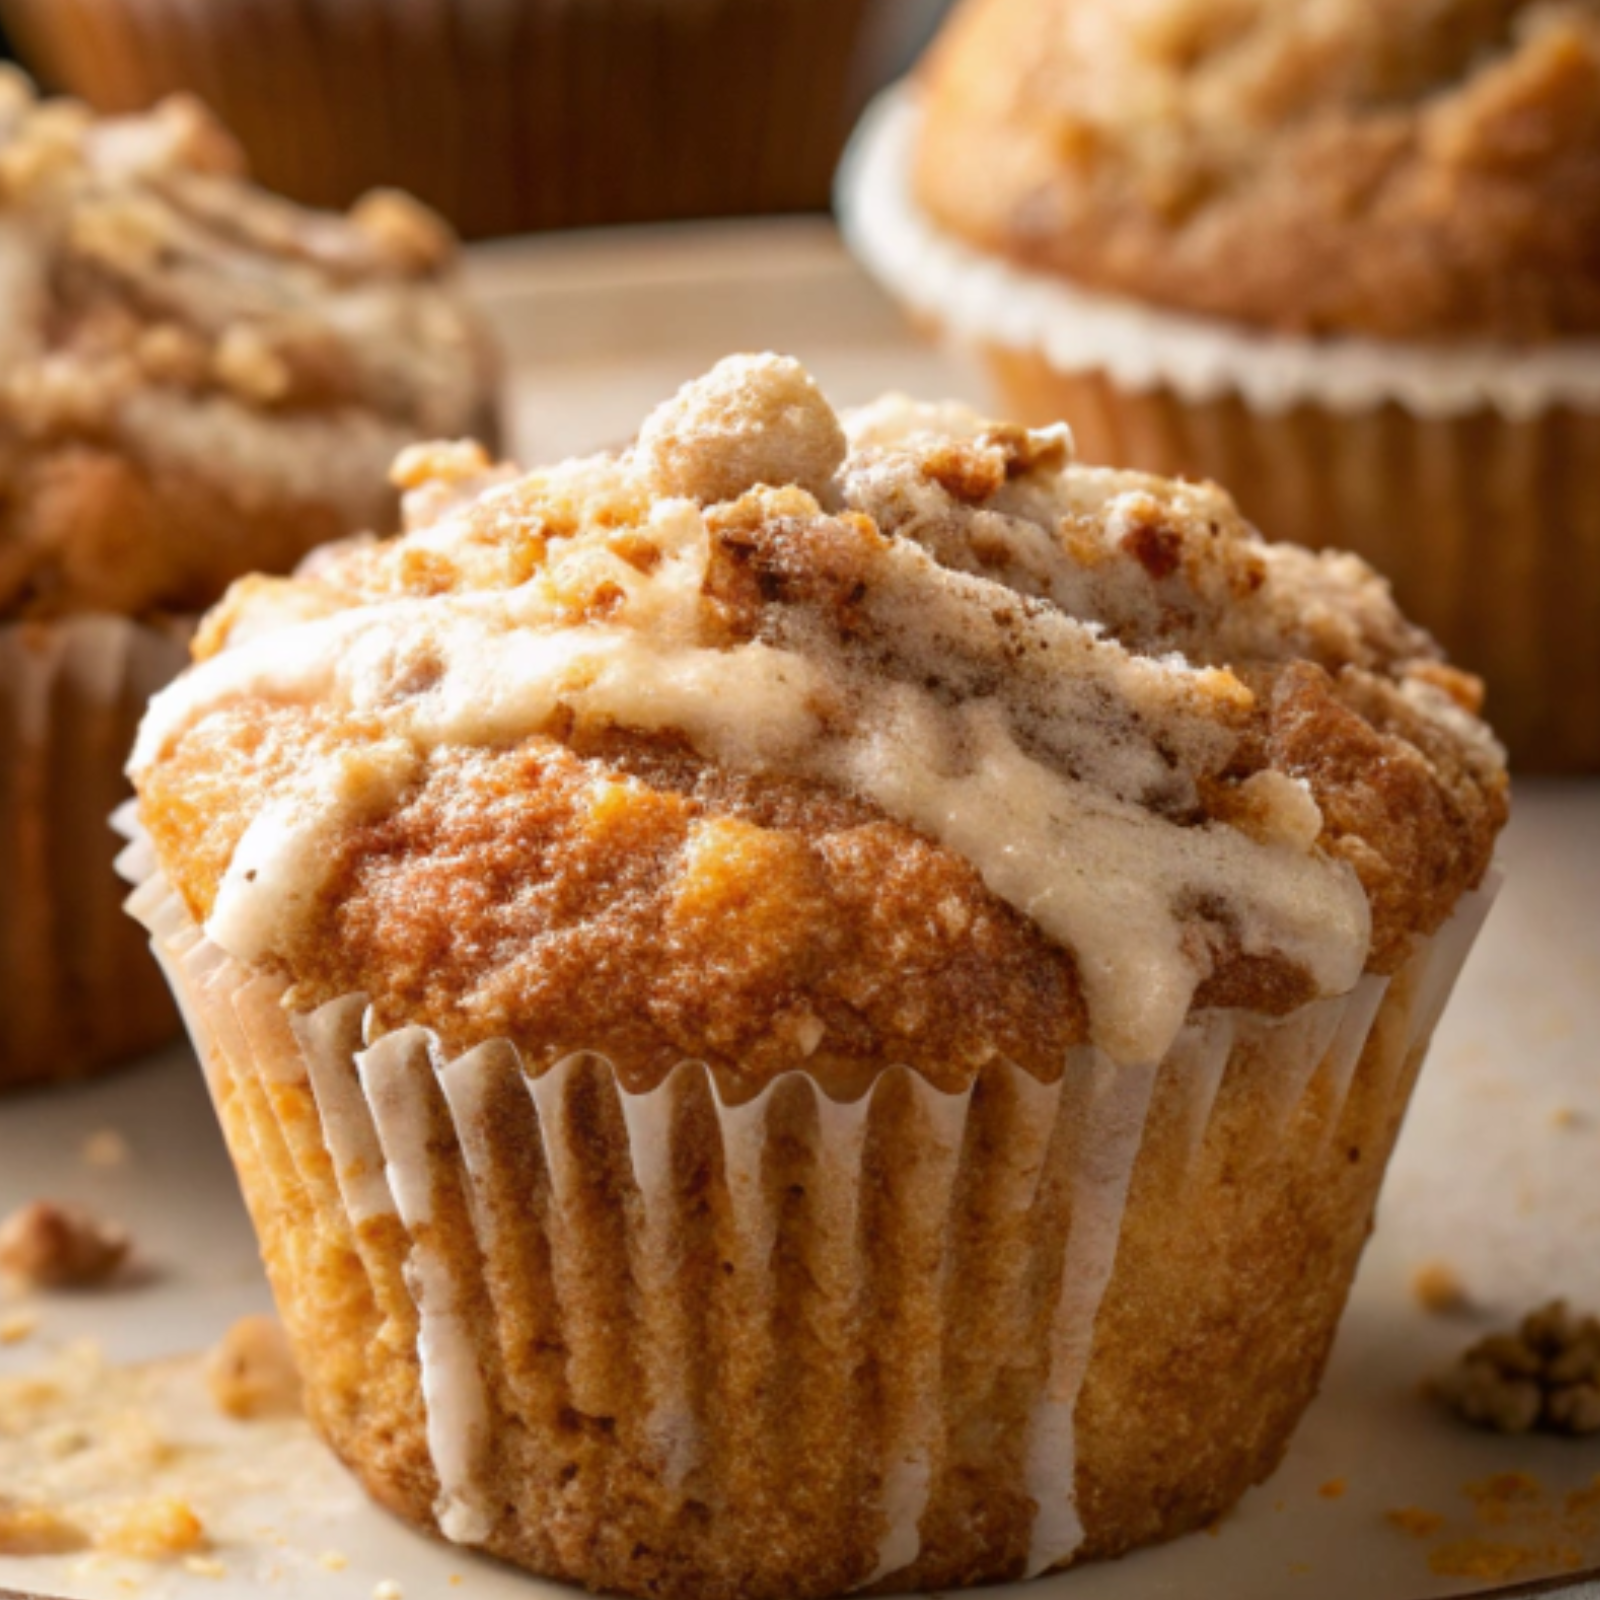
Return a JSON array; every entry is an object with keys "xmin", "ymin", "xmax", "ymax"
[{"xmin": 0, "ymin": 0, "xmax": 953, "ymax": 237}]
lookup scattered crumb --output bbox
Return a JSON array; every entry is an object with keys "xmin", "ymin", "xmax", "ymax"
[
  {"xmin": 0, "ymin": 1201, "xmax": 130, "ymax": 1289},
  {"xmin": 0, "ymin": 1501, "xmax": 88, "ymax": 1555},
  {"xmin": 1386, "ymin": 1472, "xmax": 1600, "ymax": 1581},
  {"xmin": 1318, "ymin": 1478, "xmax": 1347, "ymax": 1500},
  {"xmin": 1467, "ymin": 1471, "xmax": 1544, "ymax": 1509},
  {"xmin": 0, "ymin": 1311, "xmax": 38, "ymax": 1345},
  {"xmin": 1387, "ymin": 1506, "xmax": 1446, "ymax": 1538},
  {"xmin": 1550, "ymin": 1106, "xmax": 1584, "ymax": 1131},
  {"xmin": 101, "ymin": 1496, "xmax": 207, "ymax": 1559},
  {"xmin": 80, "ymin": 1129, "xmax": 132, "ymax": 1169},
  {"xmin": 449, "ymin": 1577, "xmax": 464, "ymax": 1588},
  {"xmin": 183, "ymin": 1553, "xmax": 228, "ymax": 1578},
  {"xmin": 1411, "ymin": 1260, "xmax": 1468, "ymax": 1315},
  {"xmin": 1433, "ymin": 1301, "xmax": 1600, "ymax": 1435},
  {"xmin": 206, "ymin": 1315, "xmax": 303, "ymax": 1420},
  {"xmin": 319, "ymin": 1549, "xmax": 350, "ymax": 1571},
  {"xmin": 1287, "ymin": 1561, "xmax": 1312, "ymax": 1576},
  {"xmin": 374, "ymin": 1581, "xmax": 404, "ymax": 1600}
]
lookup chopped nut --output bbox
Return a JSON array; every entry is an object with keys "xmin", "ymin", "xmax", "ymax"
[
  {"xmin": 374, "ymin": 1581, "xmax": 404, "ymax": 1600},
  {"xmin": 1434, "ymin": 1300, "xmax": 1600, "ymax": 1436},
  {"xmin": 350, "ymin": 189, "xmax": 454, "ymax": 273},
  {"xmin": 101, "ymin": 1496, "xmax": 206, "ymax": 1559},
  {"xmin": 0, "ymin": 1201, "xmax": 129, "ymax": 1289},
  {"xmin": 1411, "ymin": 1260, "xmax": 1469, "ymax": 1315},
  {"xmin": 0, "ymin": 1500, "xmax": 88, "ymax": 1554},
  {"xmin": 206, "ymin": 1314, "xmax": 302, "ymax": 1420},
  {"xmin": 319, "ymin": 1549, "xmax": 350, "ymax": 1571}
]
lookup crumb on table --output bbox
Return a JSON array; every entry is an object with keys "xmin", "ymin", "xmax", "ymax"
[
  {"xmin": 1318, "ymin": 1478, "xmax": 1347, "ymax": 1500},
  {"xmin": 1433, "ymin": 1301, "xmax": 1600, "ymax": 1436},
  {"xmin": 102, "ymin": 1496, "xmax": 207, "ymax": 1559},
  {"xmin": 1387, "ymin": 1506, "xmax": 1447, "ymax": 1539},
  {"xmin": 1411, "ymin": 1260, "xmax": 1468, "ymax": 1315},
  {"xmin": 0, "ymin": 1500, "xmax": 88, "ymax": 1555},
  {"xmin": 80, "ymin": 1129, "xmax": 132, "ymax": 1169},
  {"xmin": 0, "ymin": 1311, "xmax": 38, "ymax": 1345},
  {"xmin": 0, "ymin": 1201, "xmax": 129, "ymax": 1289},
  {"xmin": 206, "ymin": 1314, "xmax": 302, "ymax": 1420}
]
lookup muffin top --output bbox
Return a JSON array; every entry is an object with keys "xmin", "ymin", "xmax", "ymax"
[
  {"xmin": 913, "ymin": 0, "xmax": 1600, "ymax": 339},
  {"xmin": 0, "ymin": 70, "xmax": 496, "ymax": 621},
  {"xmin": 131, "ymin": 355, "xmax": 1506, "ymax": 1098}
]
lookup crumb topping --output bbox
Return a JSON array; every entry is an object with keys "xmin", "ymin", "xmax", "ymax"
[
  {"xmin": 133, "ymin": 354, "xmax": 1505, "ymax": 1082},
  {"xmin": 0, "ymin": 1201, "xmax": 129, "ymax": 1290},
  {"xmin": 914, "ymin": 0, "xmax": 1600, "ymax": 338},
  {"xmin": 1434, "ymin": 1300, "xmax": 1600, "ymax": 1436},
  {"xmin": 0, "ymin": 68, "xmax": 496, "ymax": 620}
]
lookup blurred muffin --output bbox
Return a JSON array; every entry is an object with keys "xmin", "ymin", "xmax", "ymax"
[
  {"xmin": 840, "ymin": 0, "xmax": 1600, "ymax": 769},
  {"xmin": 126, "ymin": 355, "xmax": 1504, "ymax": 1597},
  {"xmin": 1, "ymin": 0, "xmax": 897, "ymax": 237},
  {"xmin": 0, "ymin": 69, "xmax": 497, "ymax": 1089}
]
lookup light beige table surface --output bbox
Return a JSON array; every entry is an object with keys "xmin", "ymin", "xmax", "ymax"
[{"xmin": 2, "ymin": 219, "xmax": 1597, "ymax": 1600}]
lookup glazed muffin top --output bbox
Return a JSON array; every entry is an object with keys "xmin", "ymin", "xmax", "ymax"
[
  {"xmin": 131, "ymin": 355, "xmax": 1505, "ymax": 1098},
  {"xmin": 0, "ymin": 70, "xmax": 496, "ymax": 621},
  {"xmin": 914, "ymin": 0, "xmax": 1600, "ymax": 339}
]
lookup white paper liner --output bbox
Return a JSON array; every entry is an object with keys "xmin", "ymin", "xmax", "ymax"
[
  {"xmin": 837, "ymin": 88, "xmax": 1600, "ymax": 423},
  {"xmin": 121, "ymin": 838, "xmax": 1497, "ymax": 1591},
  {"xmin": 0, "ymin": 614, "xmax": 189, "ymax": 1085}
]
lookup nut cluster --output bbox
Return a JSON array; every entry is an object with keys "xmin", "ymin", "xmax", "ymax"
[{"xmin": 1434, "ymin": 1300, "xmax": 1600, "ymax": 1436}]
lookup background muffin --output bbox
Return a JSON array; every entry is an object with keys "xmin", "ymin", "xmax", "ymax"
[
  {"xmin": 0, "ymin": 0, "xmax": 933, "ymax": 237},
  {"xmin": 840, "ymin": 0, "xmax": 1600, "ymax": 769},
  {"xmin": 0, "ymin": 69, "xmax": 497, "ymax": 1088},
  {"xmin": 127, "ymin": 356, "xmax": 1504, "ymax": 1597}
]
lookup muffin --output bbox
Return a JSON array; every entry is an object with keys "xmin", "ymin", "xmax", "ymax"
[
  {"xmin": 0, "ymin": 68, "xmax": 497, "ymax": 1089},
  {"xmin": 838, "ymin": 0, "xmax": 1600, "ymax": 770},
  {"xmin": 125, "ymin": 355, "xmax": 1505, "ymax": 1597},
  {"xmin": 0, "ymin": 0, "xmax": 895, "ymax": 237}
]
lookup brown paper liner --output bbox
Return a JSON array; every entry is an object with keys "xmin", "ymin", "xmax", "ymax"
[
  {"xmin": 983, "ymin": 351, "xmax": 1600, "ymax": 773},
  {"xmin": 2, "ymin": 0, "xmax": 884, "ymax": 237},
  {"xmin": 0, "ymin": 615, "xmax": 188, "ymax": 1089},
  {"xmin": 125, "ymin": 844, "xmax": 1495, "ymax": 1598}
]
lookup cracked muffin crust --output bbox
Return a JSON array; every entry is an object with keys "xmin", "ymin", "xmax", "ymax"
[
  {"xmin": 914, "ymin": 0, "xmax": 1600, "ymax": 340},
  {"xmin": 0, "ymin": 68, "xmax": 498, "ymax": 621},
  {"xmin": 133, "ymin": 354, "xmax": 1505, "ymax": 1093}
]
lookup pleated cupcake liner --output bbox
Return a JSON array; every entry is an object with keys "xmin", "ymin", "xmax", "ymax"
[
  {"xmin": 839, "ymin": 87, "xmax": 1600, "ymax": 772},
  {"xmin": 0, "ymin": 615, "xmax": 189, "ymax": 1089},
  {"xmin": 4, "ymin": 0, "xmax": 886, "ymax": 237},
  {"xmin": 122, "ymin": 827, "xmax": 1496, "ymax": 1597}
]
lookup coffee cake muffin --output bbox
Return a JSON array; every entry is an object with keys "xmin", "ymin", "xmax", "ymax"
[
  {"xmin": 126, "ymin": 355, "xmax": 1504, "ymax": 1597},
  {"xmin": 0, "ymin": 69, "xmax": 497, "ymax": 1088},
  {"xmin": 840, "ymin": 0, "xmax": 1600, "ymax": 769}
]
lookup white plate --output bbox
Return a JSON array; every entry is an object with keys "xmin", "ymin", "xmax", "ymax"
[{"xmin": 4, "ymin": 220, "xmax": 1599, "ymax": 1600}]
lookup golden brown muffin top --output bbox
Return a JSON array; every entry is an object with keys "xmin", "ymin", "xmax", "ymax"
[
  {"xmin": 132, "ymin": 355, "xmax": 1506, "ymax": 1095},
  {"xmin": 0, "ymin": 70, "xmax": 497, "ymax": 621},
  {"xmin": 914, "ymin": 0, "xmax": 1600, "ymax": 339}
]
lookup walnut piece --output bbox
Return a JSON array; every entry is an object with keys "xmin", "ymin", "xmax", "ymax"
[
  {"xmin": 0, "ymin": 1201, "xmax": 129, "ymax": 1289},
  {"xmin": 1433, "ymin": 1300, "xmax": 1600, "ymax": 1436},
  {"xmin": 206, "ymin": 1314, "xmax": 303, "ymax": 1420}
]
